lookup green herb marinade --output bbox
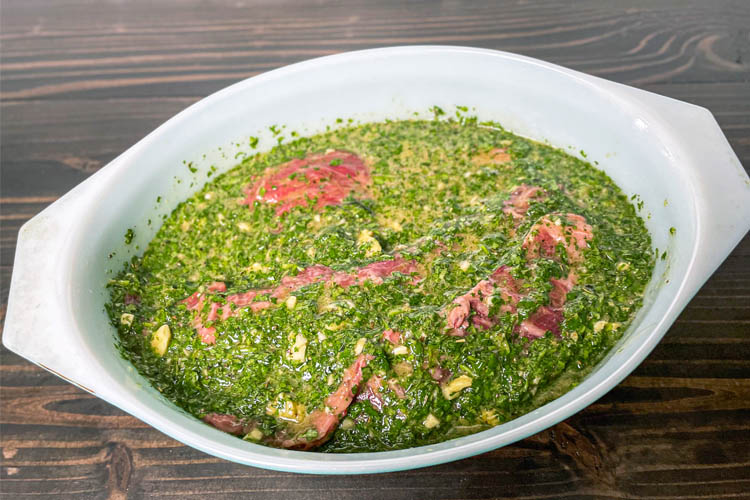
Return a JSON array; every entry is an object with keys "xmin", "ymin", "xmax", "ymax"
[{"xmin": 107, "ymin": 118, "xmax": 654, "ymax": 452}]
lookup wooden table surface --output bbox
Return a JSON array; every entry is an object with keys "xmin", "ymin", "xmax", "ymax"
[{"xmin": 1, "ymin": 1, "xmax": 749, "ymax": 498}]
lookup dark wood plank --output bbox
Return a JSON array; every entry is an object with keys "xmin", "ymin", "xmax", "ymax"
[{"xmin": 1, "ymin": 0, "xmax": 749, "ymax": 498}]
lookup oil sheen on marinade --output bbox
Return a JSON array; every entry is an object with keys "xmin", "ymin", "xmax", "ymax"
[{"xmin": 107, "ymin": 118, "xmax": 653, "ymax": 452}]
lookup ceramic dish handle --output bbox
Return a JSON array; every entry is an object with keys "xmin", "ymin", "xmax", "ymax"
[
  {"xmin": 622, "ymin": 85, "xmax": 750, "ymax": 286},
  {"xmin": 669, "ymin": 106, "xmax": 750, "ymax": 285},
  {"xmin": 2, "ymin": 166, "xmax": 118, "ymax": 393}
]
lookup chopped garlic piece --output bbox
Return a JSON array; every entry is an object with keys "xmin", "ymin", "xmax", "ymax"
[
  {"xmin": 341, "ymin": 418, "xmax": 355, "ymax": 430},
  {"xmin": 267, "ymin": 394, "xmax": 305, "ymax": 423},
  {"xmin": 423, "ymin": 414, "xmax": 440, "ymax": 429},
  {"xmin": 273, "ymin": 400, "xmax": 306, "ymax": 423},
  {"xmin": 247, "ymin": 428, "xmax": 264, "ymax": 441},
  {"xmin": 237, "ymin": 221, "xmax": 251, "ymax": 232},
  {"xmin": 280, "ymin": 401, "xmax": 295, "ymax": 419},
  {"xmin": 594, "ymin": 320, "xmax": 608, "ymax": 333},
  {"xmin": 289, "ymin": 334, "xmax": 307, "ymax": 362},
  {"xmin": 357, "ymin": 229, "xmax": 374, "ymax": 244},
  {"xmin": 250, "ymin": 262, "xmax": 265, "ymax": 272},
  {"xmin": 357, "ymin": 229, "xmax": 382, "ymax": 256},
  {"xmin": 480, "ymin": 409, "xmax": 499, "ymax": 426},
  {"xmin": 266, "ymin": 400, "xmax": 278, "ymax": 415},
  {"xmin": 458, "ymin": 260, "xmax": 471, "ymax": 272},
  {"xmin": 281, "ymin": 401, "xmax": 301, "ymax": 422},
  {"xmin": 120, "ymin": 313, "xmax": 134, "ymax": 326},
  {"xmin": 317, "ymin": 331, "xmax": 327, "ymax": 342},
  {"xmin": 150, "ymin": 325, "xmax": 171, "ymax": 356},
  {"xmin": 386, "ymin": 220, "xmax": 403, "ymax": 232},
  {"xmin": 285, "ymin": 295, "xmax": 297, "ymax": 309},
  {"xmin": 204, "ymin": 192, "xmax": 214, "ymax": 200},
  {"xmin": 442, "ymin": 375, "xmax": 473, "ymax": 400},
  {"xmin": 393, "ymin": 361, "xmax": 413, "ymax": 377},
  {"xmin": 354, "ymin": 337, "xmax": 367, "ymax": 355},
  {"xmin": 392, "ymin": 345, "xmax": 409, "ymax": 356}
]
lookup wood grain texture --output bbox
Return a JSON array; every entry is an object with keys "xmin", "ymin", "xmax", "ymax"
[{"xmin": 1, "ymin": 0, "xmax": 749, "ymax": 498}]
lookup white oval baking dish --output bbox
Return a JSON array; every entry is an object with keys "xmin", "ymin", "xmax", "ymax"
[{"xmin": 4, "ymin": 46, "xmax": 750, "ymax": 474}]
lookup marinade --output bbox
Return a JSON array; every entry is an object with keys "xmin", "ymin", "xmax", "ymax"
[{"xmin": 107, "ymin": 118, "xmax": 653, "ymax": 452}]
